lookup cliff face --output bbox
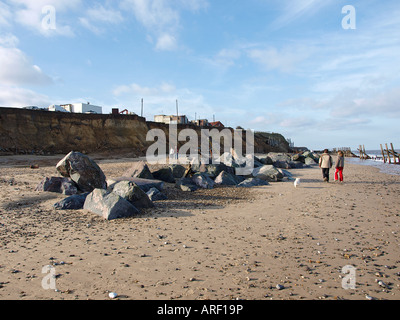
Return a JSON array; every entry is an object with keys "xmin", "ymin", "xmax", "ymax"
[{"xmin": 0, "ymin": 108, "xmax": 290, "ymax": 156}]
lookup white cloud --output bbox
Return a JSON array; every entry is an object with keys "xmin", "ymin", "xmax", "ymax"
[
  {"xmin": 0, "ymin": 85, "xmax": 50, "ymax": 107},
  {"xmin": 248, "ymin": 46, "xmax": 310, "ymax": 73},
  {"xmin": 0, "ymin": 1, "xmax": 12, "ymax": 26},
  {"xmin": 79, "ymin": 4, "xmax": 124, "ymax": 34},
  {"xmin": 0, "ymin": 46, "xmax": 53, "ymax": 86},
  {"xmin": 156, "ymin": 33, "xmax": 177, "ymax": 51},
  {"xmin": 270, "ymin": 0, "xmax": 335, "ymax": 30},
  {"xmin": 113, "ymin": 82, "xmax": 177, "ymax": 97},
  {"xmin": 120, "ymin": 0, "xmax": 207, "ymax": 51}
]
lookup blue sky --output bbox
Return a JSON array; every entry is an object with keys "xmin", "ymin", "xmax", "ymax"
[{"xmin": 0, "ymin": 0, "xmax": 399, "ymax": 150}]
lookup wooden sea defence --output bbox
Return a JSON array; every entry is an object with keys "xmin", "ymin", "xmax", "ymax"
[
  {"xmin": 380, "ymin": 143, "xmax": 400, "ymax": 164},
  {"xmin": 357, "ymin": 145, "xmax": 370, "ymax": 160}
]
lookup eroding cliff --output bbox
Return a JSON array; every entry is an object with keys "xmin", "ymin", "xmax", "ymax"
[{"xmin": 0, "ymin": 108, "xmax": 290, "ymax": 156}]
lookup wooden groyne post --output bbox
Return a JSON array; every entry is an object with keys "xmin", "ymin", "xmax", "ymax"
[
  {"xmin": 380, "ymin": 143, "xmax": 400, "ymax": 164},
  {"xmin": 358, "ymin": 145, "xmax": 369, "ymax": 160}
]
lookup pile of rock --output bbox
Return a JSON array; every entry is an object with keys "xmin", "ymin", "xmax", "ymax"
[
  {"xmin": 36, "ymin": 150, "xmax": 317, "ymax": 220},
  {"xmin": 36, "ymin": 152, "xmax": 158, "ymax": 221}
]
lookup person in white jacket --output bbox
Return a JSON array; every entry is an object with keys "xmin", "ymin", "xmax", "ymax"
[{"xmin": 319, "ymin": 149, "xmax": 333, "ymax": 182}]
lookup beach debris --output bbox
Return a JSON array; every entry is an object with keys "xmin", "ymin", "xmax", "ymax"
[
  {"xmin": 122, "ymin": 161, "xmax": 154, "ymax": 180},
  {"xmin": 56, "ymin": 151, "xmax": 107, "ymax": 193},
  {"xmin": 83, "ymin": 189, "xmax": 140, "ymax": 220},
  {"xmin": 365, "ymin": 295, "xmax": 377, "ymax": 300}
]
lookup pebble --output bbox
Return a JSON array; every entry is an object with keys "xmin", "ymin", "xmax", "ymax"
[
  {"xmin": 109, "ymin": 292, "xmax": 118, "ymax": 299},
  {"xmin": 276, "ymin": 284, "xmax": 284, "ymax": 290}
]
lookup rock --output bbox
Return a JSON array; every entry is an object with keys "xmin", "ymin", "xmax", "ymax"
[
  {"xmin": 83, "ymin": 189, "xmax": 140, "ymax": 221},
  {"xmin": 36, "ymin": 177, "xmax": 79, "ymax": 195},
  {"xmin": 123, "ymin": 161, "xmax": 154, "ymax": 180},
  {"xmin": 192, "ymin": 172, "xmax": 215, "ymax": 189},
  {"xmin": 175, "ymin": 178, "xmax": 199, "ymax": 192},
  {"xmin": 289, "ymin": 161, "xmax": 304, "ymax": 169},
  {"xmin": 252, "ymin": 165, "xmax": 284, "ymax": 182},
  {"xmin": 237, "ymin": 178, "xmax": 269, "ymax": 188},
  {"xmin": 56, "ymin": 152, "xmax": 107, "ymax": 193},
  {"xmin": 54, "ymin": 193, "xmax": 89, "ymax": 210},
  {"xmin": 204, "ymin": 164, "xmax": 235, "ymax": 178},
  {"xmin": 259, "ymin": 156, "xmax": 273, "ymax": 165},
  {"xmin": 217, "ymin": 152, "xmax": 240, "ymax": 168},
  {"xmin": 109, "ymin": 177, "xmax": 164, "ymax": 193},
  {"xmin": 152, "ymin": 167, "xmax": 175, "ymax": 183},
  {"xmin": 305, "ymin": 157, "xmax": 317, "ymax": 165},
  {"xmin": 111, "ymin": 181, "xmax": 154, "ymax": 209},
  {"xmin": 291, "ymin": 154, "xmax": 305, "ymax": 163},
  {"xmin": 169, "ymin": 164, "xmax": 186, "ymax": 179},
  {"xmin": 214, "ymin": 171, "xmax": 243, "ymax": 186},
  {"xmin": 273, "ymin": 160, "xmax": 291, "ymax": 169},
  {"xmin": 146, "ymin": 187, "xmax": 167, "ymax": 201}
]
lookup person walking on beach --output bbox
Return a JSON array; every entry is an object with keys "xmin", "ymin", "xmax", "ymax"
[
  {"xmin": 335, "ymin": 150, "xmax": 345, "ymax": 183},
  {"xmin": 319, "ymin": 149, "xmax": 333, "ymax": 182}
]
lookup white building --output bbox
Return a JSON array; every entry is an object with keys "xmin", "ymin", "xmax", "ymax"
[{"xmin": 61, "ymin": 103, "xmax": 103, "ymax": 114}]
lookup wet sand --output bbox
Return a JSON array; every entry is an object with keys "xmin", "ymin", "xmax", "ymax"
[{"xmin": 0, "ymin": 156, "xmax": 399, "ymax": 300}]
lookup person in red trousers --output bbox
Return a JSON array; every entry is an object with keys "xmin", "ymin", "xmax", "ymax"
[{"xmin": 335, "ymin": 150, "xmax": 345, "ymax": 182}]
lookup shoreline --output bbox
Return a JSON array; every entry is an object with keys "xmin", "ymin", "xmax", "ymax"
[{"xmin": 0, "ymin": 157, "xmax": 399, "ymax": 300}]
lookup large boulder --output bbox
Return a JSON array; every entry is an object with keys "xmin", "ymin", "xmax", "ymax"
[
  {"xmin": 169, "ymin": 164, "xmax": 187, "ymax": 179},
  {"xmin": 192, "ymin": 172, "xmax": 215, "ymax": 189},
  {"xmin": 195, "ymin": 163, "xmax": 235, "ymax": 179},
  {"xmin": 152, "ymin": 167, "xmax": 175, "ymax": 183},
  {"xmin": 109, "ymin": 177, "xmax": 164, "ymax": 193},
  {"xmin": 252, "ymin": 165, "xmax": 284, "ymax": 182},
  {"xmin": 214, "ymin": 171, "xmax": 244, "ymax": 186},
  {"xmin": 305, "ymin": 157, "xmax": 318, "ymax": 165},
  {"xmin": 83, "ymin": 189, "xmax": 140, "ymax": 221},
  {"xmin": 123, "ymin": 161, "xmax": 154, "ymax": 180},
  {"xmin": 56, "ymin": 152, "xmax": 107, "ymax": 193},
  {"xmin": 175, "ymin": 178, "xmax": 199, "ymax": 192},
  {"xmin": 146, "ymin": 187, "xmax": 168, "ymax": 201},
  {"xmin": 237, "ymin": 178, "xmax": 269, "ymax": 188},
  {"xmin": 111, "ymin": 181, "xmax": 154, "ymax": 209},
  {"xmin": 36, "ymin": 177, "xmax": 79, "ymax": 196},
  {"xmin": 54, "ymin": 193, "xmax": 89, "ymax": 210}
]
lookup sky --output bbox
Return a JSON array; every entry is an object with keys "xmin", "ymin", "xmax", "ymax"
[{"xmin": 0, "ymin": 0, "xmax": 399, "ymax": 150}]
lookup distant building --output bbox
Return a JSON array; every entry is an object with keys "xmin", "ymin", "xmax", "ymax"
[
  {"xmin": 59, "ymin": 103, "xmax": 103, "ymax": 114},
  {"xmin": 210, "ymin": 121, "xmax": 225, "ymax": 128},
  {"xmin": 191, "ymin": 119, "xmax": 210, "ymax": 127},
  {"xmin": 154, "ymin": 115, "xmax": 189, "ymax": 125}
]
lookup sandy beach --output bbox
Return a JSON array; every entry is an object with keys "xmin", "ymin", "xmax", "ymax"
[{"xmin": 0, "ymin": 155, "xmax": 399, "ymax": 300}]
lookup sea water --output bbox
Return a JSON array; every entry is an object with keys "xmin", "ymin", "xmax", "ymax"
[{"xmin": 347, "ymin": 150, "xmax": 400, "ymax": 176}]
